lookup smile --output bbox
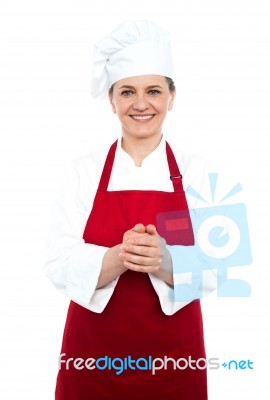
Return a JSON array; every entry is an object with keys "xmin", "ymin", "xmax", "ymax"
[{"xmin": 130, "ymin": 115, "xmax": 155, "ymax": 121}]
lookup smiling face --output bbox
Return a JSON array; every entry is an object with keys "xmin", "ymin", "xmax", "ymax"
[{"xmin": 109, "ymin": 75, "xmax": 175, "ymax": 141}]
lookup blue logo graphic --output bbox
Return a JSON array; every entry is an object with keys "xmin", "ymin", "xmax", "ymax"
[{"xmin": 157, "ymin": 173, "xmax": 252, "ymax": 301}]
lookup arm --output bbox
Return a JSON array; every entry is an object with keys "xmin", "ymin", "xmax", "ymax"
[
  {"xmin": 152, "ymin": 247, "xmax": 174, "ymax": 286},
  {"xmin": 44, "ymin": 161, "xmax": 122, "ymax": 312},
  {"xmin": 96, "ymin": 244, "xmax": 127, "ymax": 289}
]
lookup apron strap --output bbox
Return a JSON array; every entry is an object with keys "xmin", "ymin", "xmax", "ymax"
[
  {"xmin": 97, "ymin": 140, "xmax": 118, "ymax": 192},
  {"xmin": 165, "ymin": 141, "xmax": 184, "ymax": 192},
  {"xmin": 97, "ymin": 139, "xmax": 184, "ymax": 192}
]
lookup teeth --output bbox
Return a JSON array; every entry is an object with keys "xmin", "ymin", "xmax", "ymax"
[{"xmin": 132, "ymin": 115, "xmax": 153, "ymax": 120}]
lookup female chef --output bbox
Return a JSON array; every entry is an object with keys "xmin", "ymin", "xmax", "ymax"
[{"xmin": 45, "ymin": 20, "xmax": 213, "ymax": 399}]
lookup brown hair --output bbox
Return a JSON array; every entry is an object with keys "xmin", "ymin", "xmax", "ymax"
[
  {"xmin": 165, "ymin": 77, "xmax": 176, "ymax": 93},
  {"xmin": 109, "ymin": 76, "xmax": 175, "ymax": 96}
]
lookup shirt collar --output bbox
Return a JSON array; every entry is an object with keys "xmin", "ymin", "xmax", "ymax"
[{"xmin": 115, "ymin": 135, "xmax": 166, "ymax": 168}]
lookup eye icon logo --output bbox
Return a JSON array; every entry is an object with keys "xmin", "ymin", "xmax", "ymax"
[
  {"xmin": 197, "ymin": 215, "xmax": 241, "ymax": 259},
  {"xmin": 186, "ymin": 173, "xmax": 252, "ymax": 270}
]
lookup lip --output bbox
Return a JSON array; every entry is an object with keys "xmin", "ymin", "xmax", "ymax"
[{"xmin": 129, "ymin": 114, "xmax": 155, "ymax": 122}]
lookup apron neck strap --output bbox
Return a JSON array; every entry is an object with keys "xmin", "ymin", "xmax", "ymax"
[
  {"xmin": 97, "ymin": 140, "xmax": 118, "ymax": 192},
  {"xmin": 165, "ymin": 141, "xmax": 184, "ymax": 192},
  {"xmin": 97, "ymin": 139, "xmax": 184, "ymax": 192}
]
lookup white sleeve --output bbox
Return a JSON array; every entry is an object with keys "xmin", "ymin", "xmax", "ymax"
[
  {"xmin": 44, "ymin": 160, "xmax": 119, "ymax": 313},
  {"xmin": 148, "ymin": 245, "xmax": 218, "ymax": 315}
]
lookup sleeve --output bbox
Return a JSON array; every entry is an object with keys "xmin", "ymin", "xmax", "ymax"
[
  {"xmin": 44, "ymin": 160, "xmax": 120, "ymax": 313},
  {"xmin": 148, "ymin": 245, "xmax": 219, "ymax": 315},
  {"xmin": 148, "ymin": 153, "xmax": 248, "ymax": 315}
]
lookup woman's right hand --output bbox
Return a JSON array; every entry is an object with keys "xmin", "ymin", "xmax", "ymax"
[
  {"xmin": 120, "ymin": 223, "xmax": 164, "ymax": 274},
  {"xmin": 122, "ymin": 223, "xmax": 147, "ymax": 242},
  {"xmin": 96, "ymin": 225, "xmax": 146, "ymax": 289}
]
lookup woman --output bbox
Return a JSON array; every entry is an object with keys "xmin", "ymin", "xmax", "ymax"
[{"xmin": 45, "ymin": 20, "xmax": 210, "ymax": 399}]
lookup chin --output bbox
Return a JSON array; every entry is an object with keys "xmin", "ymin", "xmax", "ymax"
[
  {"xmin": 132, "ymin": 132, "xmax": 158, "ymax": 139},
  {"xmin": 127, "ymin": 128, "xmax": 161, "ymax": 138}
]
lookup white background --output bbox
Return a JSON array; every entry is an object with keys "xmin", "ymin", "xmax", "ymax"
[{"xmin": 0, "ymin": 0, "xmax": 269, "ymax": 398}]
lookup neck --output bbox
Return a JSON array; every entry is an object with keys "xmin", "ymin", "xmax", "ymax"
[{"xmin": 121, "ymin": 134, "xmax": 163, "ymax": 167}]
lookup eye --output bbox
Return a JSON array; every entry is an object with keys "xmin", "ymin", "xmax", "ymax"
[
  {"xmin": 121, "ymin": 90, "xmax": 134, "ymax": 96},
  {"xmin": 147, "ymin": 89, "xmax": 161, "ymax": 95}
]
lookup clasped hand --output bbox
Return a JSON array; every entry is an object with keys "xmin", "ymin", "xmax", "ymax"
[{"xmin": 119, "ymin": 223, "xmax": 167, "ymax": 273}]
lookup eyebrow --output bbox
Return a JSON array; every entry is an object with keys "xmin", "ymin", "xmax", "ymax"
[{"xmin": 118, "ymin": 85, "xmax": 163, "ymax": 90}]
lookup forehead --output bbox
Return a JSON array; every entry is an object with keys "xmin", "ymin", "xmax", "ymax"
[{"xmin": 114, "ymin": 75, "xmax": 167, "ymax": 88}]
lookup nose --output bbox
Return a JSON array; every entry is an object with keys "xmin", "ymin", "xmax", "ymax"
[{"xmin": 132, "ymin": 93, "xmax": 150, "ymax": 111}]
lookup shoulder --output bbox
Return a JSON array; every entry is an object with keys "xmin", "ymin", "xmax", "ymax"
[
  {"xmin": 166, "ymin": 139, "xmax": 210, "ymax": 180},
  {"xmin": 72, "ymin": 141, "xmax": 113, "ymax": 169},
  {"xmin": 56, "ymin": 140, "xmax": 116, "ymax": 194},
  {"xmin": 167, "ymin": 139, "xmax": 244, "ymax": 206},
  {"xmin": 68, "ymin": 140, "xmax": 115, "ymax": 180}
]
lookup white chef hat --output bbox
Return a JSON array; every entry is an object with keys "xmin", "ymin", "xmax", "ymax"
[{"xmin": 90, "ymin": 20, "xmax": 174, "ymax": 99}]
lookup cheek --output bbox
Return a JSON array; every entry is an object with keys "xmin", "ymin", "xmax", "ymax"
[
  {"xmin": 153, "ymin": 98, "xmax": 171, "ymax": 113},
  {"xmin": 114, "ymin": 100, "xmax": 130, "ymax": 116},
  {"xmin": 116, "ymin": 107, "xmax": 128, "ymax": 118},
  {"xmin": 156, "ymin": 103, "xmax": 170, "ymax": 116}
]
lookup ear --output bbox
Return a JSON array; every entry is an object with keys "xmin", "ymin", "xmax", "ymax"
[
  {"xmin": 109, "ymin": 93, "xmax": 116, "ymax": 114},
  {"xmin": 168, "ymin": 90, "xmax": 176, "ymax": 111}
]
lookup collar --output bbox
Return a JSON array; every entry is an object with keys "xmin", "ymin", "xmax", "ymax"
[{"xmin": 115, "ymin": 135, "xmax": 166, "ymax": 168}]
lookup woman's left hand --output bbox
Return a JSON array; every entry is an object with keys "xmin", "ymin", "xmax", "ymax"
[{"xmin": 119, "ymin": 224, "xmax": 168, "ymax": 274}]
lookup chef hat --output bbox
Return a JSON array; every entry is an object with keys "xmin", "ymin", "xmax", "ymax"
[{"xmin": 90, "ymin": 20, "xmax": 174, "ymax": 99}]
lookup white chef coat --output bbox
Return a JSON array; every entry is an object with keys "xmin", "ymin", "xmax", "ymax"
[{"xmin": 44, "ymin": 136, "xmax": 229, "ymax": 315}]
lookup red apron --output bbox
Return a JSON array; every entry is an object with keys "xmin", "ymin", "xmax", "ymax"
[{"xmin": 56, "ymin": 140, "xmax": 207, "ymax": 399}]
